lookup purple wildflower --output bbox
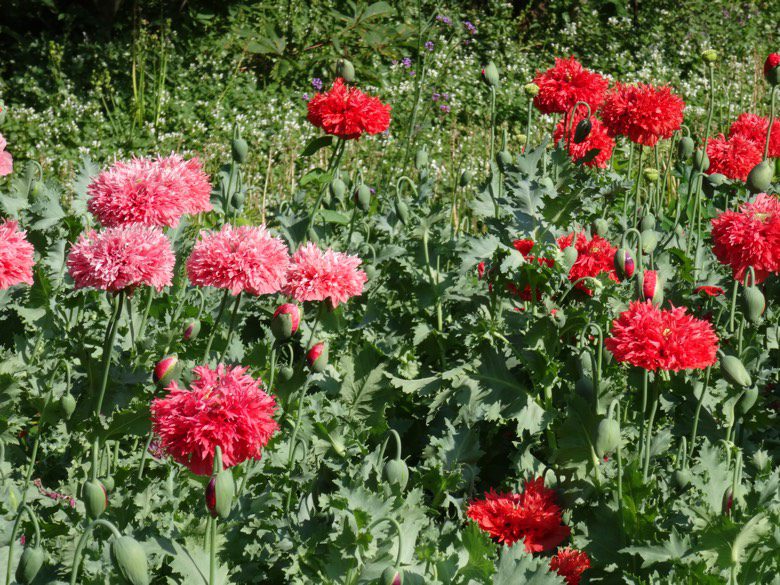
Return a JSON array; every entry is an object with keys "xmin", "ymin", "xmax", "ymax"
[
  {"xmin": 425, "ymin": 41, "xmax": 434, "ymax": 52},
  {"xmin": 312, "ymin": 78, "xmax": 323, "ymax": 91},
  {"xmin": 440, "ymin": 104, "xmax": 451, "ymax": 113},
  {"xmin": 401, "ymin": 57, "xmax": 412, "ymax": 68},
  {"xmin": 436, "ymin": 15, "xmax": 452, "ymax": 26},
  {"xmin": 464, "ymin": 20, "xmax": 477, "ymax": 35}
]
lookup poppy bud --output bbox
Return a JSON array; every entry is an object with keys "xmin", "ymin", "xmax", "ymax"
[
  {"xmin": 614, "ymin": 249, "xmax": 635, "ymax": 280},
  {"xmin": 354, "ymin": 184, "xmax": 371, "ymax": 212},
  {"xmin": 701, "ymin": 49, "xmax": 718, "ymax": 63},
  {"xmin": 720, "ymin": 354, "xmax": 751, "ymax": 388},
  {"xmin": 278, "ymin": 365, "xmax": 294, "ymax": 382},
  {"xmin": 638, "ymin": 270, "xmax": 663, "ymax": 305},
  {"xmin": 742, "ymin": 286, "xmax": 765, "ymax": 323},
  {"xmin": 693, "ymin": 150, "xmax": 709, "ymax": 172},
  {"xmin": 523, "ymin": 83, "xmax": 539, "ymax": 97},
  {"xmin": 496, "ymin": 149, "xmax": 512, "ymax": 171},
  {"xmin": 182, "ymin": 318, "xmax": 201, "ymax": 342},
  {"xmin": 16, "ymin": 546, "xmax": 44, "ymax": 585},
  {"xmin": 677, "ymin": 136, "xmax": 694, "ymax": 160},
  {"xmin": 639, "ymin": 213, "xmax": 656, "ymax": 231},
  {"xmin": 415, "ymin": 147, "xmax": 428, "ymax": 170},
  {"xmin": 336, "ymin": 58, "xmax": 355, "ymax": 83},
  {"xmin": 481, "ymin": 62, "xmax": 499, "ymax": 87},
  {"xmin": 737, "ymin": 386, "xmax": 758, "ymax": 415},
  {"xmin": 83, "ymin": 479, "xmax": 108, "ymax": 519},
  {"xmin": 459, "ymin": 170, "xmax": 472, "ymax": 187},
  {"xmin": 640, "ymin": 229, "xmax": 658, "ymax": 254},
  {"xmin": 60, "ymin": 393, "xmax": 76, "ymax": 420},
  {"xmin": 205, "ymin": 469, "xmax": 235, "ymax": 519},
  {"xmin": 672, "ymin": 468, "xmax": 692, "ymax": 490},
  {"xmin": 152, "ymin": 354, "xmax": 179, "ymax": 388},
  {"xmin": 103, "ymin": 476, "xmax": 115, "ymax": 492},
  {"xmin": 764, "ymin": 53, "xmax": 780, "ymax": 85},
  {"xmin": 231, "ymin": 131, "xmax": 248, "ymax": 164},
  {"xmin": 381, "ymin": 567, "xmax": 403, "ymax": 585},
  {"xmin": 643, "ymin": 168, "xmax": 659, "ymax": 182},
  {"xmin": 329, "ymin": 177, "xmax": 347, "ymax": 200},
  {"xmin": 307, "ymin": 342, "xmax": 329, "ymax": 373},
  {"xmin": 702, "ymin": 173, "xmax": 727, "ymax": 196},
  {"xmin": 721, "ymin": 487, "xmax": 733, "ymax": 516},
  {"xmin": 746, "ymin": 160, "xmax": 773, "ymax": 194},
  {"xmin": 395, "ymin": 199, "xmax": 410, "ymax": 225},
  {"xmin": 573, "ymin": 118, "xmax": 592, "ymax": 144},
  {"xmin": 562, "ymin": 246, "xmax": 578, "ymax": 269},
  {"xmin": 383, "ymin": 459, "xmax": 409, "ymax": 490},
  {"xmin": 595, "ymin": 418, "xmax": 621, "ymax": 457},
  {"xmin": 111, "ymin": 535, "xmax": 150, "ymax": 585},
  {"xmin": 592, "ymin": 218, "xmax": 608, "ymax": 237},
  {"xmin": 271, "ymin": 304, "xmax": 301, "ymax": 340}
]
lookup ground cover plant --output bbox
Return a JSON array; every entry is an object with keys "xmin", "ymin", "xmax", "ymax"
[{"xmin": 0, "ymin": 1, "xmax": 779, "ymax": 584}]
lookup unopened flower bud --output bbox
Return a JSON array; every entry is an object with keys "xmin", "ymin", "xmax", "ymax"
[
  {"xmin": 60, "ymin": 393, "xmax": 76, "ymax": 420},
  {"xmin": 307, "ymin": 342, "xmax": 329, "ymax": 373},
  {"xmin": 523, "ymin": 83, "xmax": 539, "ymax": 97},
  {"xmin": 205, "ymin": 469, "xmax": 235, "ymax": 520},
  {"xmin": 271, "ymin": 304, "xmax": 301, "ymax": 340},
  {"xmin": 83, "ymin": 479, "xmax": 108, "ymax": 519},
  {"xmin": 481, "ymin": 62, "xmax": 499, "ymax": 87},
  {"xmin": 614, "ymin": 248, "xmax": 635, "ymax": 280},
  {"xmin": 742, "ymin": 286, "xmax": 765, "ymax": 323},
  {"xmin": 231, "ymin": 129, "xmax": 248, "ymax": 164},
  {"xmin": 381, "ymin": 566, "xmax": 403, "ymax": 585},
  {"xmin": 764, "ymin": 53, "xmax": 780, "ymax": 86},
  {"xmin": 573, "ymin": 118, "xmax": 592, "ymax": 144},
  {"xmin": 354, "ymin": 184, "xmax": 371, "ymax": 212},
  {"xmin": 677, "ymin": 136, "xmax": 694, "ymax": 160},
  {"xmin": 329, "ymin": 177, "xmax": 347, "ymax": 200},
  {"xmin": 111, "ymin": 535, "xmax": 150, "ymax": 585},
  {"xmin": 182, "ymin": 318, "xmax": 201, "ymax": 342},
  {"xmin": 459, "ymin": 170, "xmax": 472, "ymax": 187},
  {"xmin": 720, "ymin": 354, "xmax": 751, "ymax": 388},
  {"xmin": 746, "ymin": 160, "xmax": 773, "ymax": 194},
  {"xmin": 336, "ymin": 58, "xmax": 355, "ymax": 83},
  {"xmin": 701, "ymin": 49, "xmax": 718, "ymax": 63},
  {"xmin": 638, "ymin": 270, "xmax": 663, "ymax": 305},
  {"xmin": 16, "ymin": 546, "xmax": 45, "ymax": 585},
  {"xmin": 152, "ymin": 354, "xmax": 179, "ymax": 388},
  {"xmin": 383, "ymin": 458, "xmax": 409, "ymax": 490}
]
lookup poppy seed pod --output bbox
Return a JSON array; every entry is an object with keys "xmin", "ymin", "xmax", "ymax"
[
  {"xmin": 677, "ymin": 136, "xmax": 695, "ymax": 160},
  {"xmin": 231, "ymin": 131, "xmax": 248, "ymax": 164},
  {"xmin": 720, "ymin": 354, "xmax": 751, "ymax": 388},
  {"xmin": 573, "ymin": 118, "xmax": 592, "ymax": 144},
  {"xmin": 205, "ymin": 469, "xmax": 235, "ymax": 519},
  {"xmin": 307, "ymin": 342, "xmax": 329, "ymax": 373},
  {"xmin": 693, "ymin": 150, "xmax": 710, "ymax": 172},
  {"xmin": 15, "ymin": 546, "xmax": 44, "ymax": 585},
  {"xmin": 182, "ymin": 318, "xmax": 201, "ymax": 342},
  {"xmin": 271, "ymin": 303, "xmax": 301, "ymax": 340},
  {"xmin": 382, "ymin": 566, "xmax": 403, "ymax": 585},
  {"xmin": 640, "ymin": 229, "xmax": 658, "ymax": 254},
  {"xmin": 701, "ymin": 49, "xmax": 719, "ymax": 63},
  {"xmin": 595, "ymin": 418, "xmax": 621, "ymax": 457},
  {"xmin": 111, "ymin": 535, "xmax": 150, "ymax": 585},
  {"xmin": 614, "ymin": 248, "xmax": 635, "ymax": 280},
  {"xmin": 60, "ymin": 392, "xmax": 76, "ymax": 420},
  {"xmin": 152, "ymin": 354, "xmax": 179, "ymax": 388},
  {"xmin": 459, "ymin": 170, "xmax": 472, "ymax": 187},
  {"xmin": 415, "ymin": 147, "xmax": 428, "ymax": 170},
  {"xmin": 742, "ymin": 286, "xmax": 765, "ymax": 323},
  {"xmin": 336, "ymin": 58, "xmax": 355, "ymax": 83},
  {"xmin": 639, "ymin": 213, "xmax": 656, "ymax": 231},
  {"xmin": 523, "ymin": 83, "xmax": 540, "ymax": 97},
  {"xmin": 592, "ymin": 218, "xmax": 609, "ymax": 237},
  {"xmin": 746, "ymin": 160, "xmax": 773, "ymax": 194},
  {"xmin": 383, "ymin": 458, "xmax": 409, "ymax": 490},
  {"xmin": 482, "ymin": 62, "xmax": 499, "ymax": 87},
  {"xmin": 562, "ymin": 246, "xmax": 578, "ymax": 269},
  {"xmin": 83, "ymin": 479, "xmax": 108, "ymax": 519},
  {"xmin": 329, "ymin": 177, "xmax": 347, "ymax": 200},
  {"xmin": 354, "ymin": 184, "xmax": 371, "ymax": 212}
]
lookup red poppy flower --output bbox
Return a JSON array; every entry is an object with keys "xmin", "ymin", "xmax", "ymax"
[
  {"xmin": 307, "ymin": 78, "xmax": 391, "ymax": 140},
  {"xmin": 532, "ymin": 57, "xmax": 608, "ymax": 115},
  {"xmin": 550, "ymin": 548, "xmax": 591, "ymax": 585},
  {"xmin": 508, "ymin": 239, "xmax": 554, "ymax": 301},
  {"xmin": 553, "ymin": 112, "xmax": 615, "ymax": 168},
  {"xmin": 706, "ymin": 133, "xmax": 763, "ymax": 181},
  {"xmin": 695, "ymin": 285, "xmax": 724, "ymax": 297},
  {"xmin": 728, "ymin": 112, "xmax": 780, "ymax": 159},
  {"xmin": 605, "ymin": 301, "xmax": 719, "ymax": 371},
  {"xmin": 466, "ymin": 477, "xmax": 570, "ymax": 552},
  {"xmin": 601, "ymin": 83, "xmax": 685, "ymax": 147},
  {"xmin": 711, "ymin": 193, "xmax": 780, "ymax": 283},
  {"xmin": 557, "ymin": 232, "xmax": 618, "ymax": 295}
]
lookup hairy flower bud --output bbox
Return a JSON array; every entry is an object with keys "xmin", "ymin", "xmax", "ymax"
[
  {"xmin": 614, "ymin": 249, "xmax": 635, "ymax": 280},
  {"xmin": 701, "ymin": 49, "xmax": 718, "ymax": 63},
  {"xmin": 60, "ymin": 393, "xmax": 76, "ymax": 420},
  {"xmin": 329, "ymin": 177, "xmax": 347, "ymax": 200},
  {"xmin": 523, "ymin": 83, "xmax": 540, "ymax": 97},
  {"xmin": 231, "ymin": 130, "xmax": 248, "ymax": 164},
  {"xmin": 83, "ymin": 479, "xmax": 108, "ymax": 519},
  {"xmin": 638, "ymin": 270, "xmax": 663, "ymax": 305},
  {"xmin": 381, "ymin": 566, "xmax": 403, "ymax": 585},
  {"xmin": 336, "ymin": 58, "xmax": 355, "ymax": 83},
  {"xmin": 383, "ymin": 458, "xmax": 409, "ymax": 490},
  {"xmin": 677, "ymin": 136, "xmax": 694, "ymax": 160},
  {"xmin": 573, "ymin": 118, "xmax": 592, "ymax": 144},
  {"xmin": 742, "ymin": 286, "xmax": 765, "ymax": 323},
  {"xmin": 16, "ymin": 546, "xmax": 45, "ymax": 585},
  {"xmin": 459, "ymin": 170, "xmax": 472, "ymax": 187},
  {"xmin": 720, "ymin": 354, "xmax": 751, "ymax": 388},
  {"xmin": 592, "ymin": 218, "xmax": 609, "ymax": 237},
  {"xmin": 693, "ymin": 150, "xmax": 709, "ymax": 172},
  {"xmin": 595, "ymin": 418, "xmax": 620, "ymax": 457},
  {"xmin": 354, "ymin": 184, "xmax": 371, "ymax": 212},
  {"xmin": 746, "ymin": 160, "xmax": 773, "ymax": 194}
]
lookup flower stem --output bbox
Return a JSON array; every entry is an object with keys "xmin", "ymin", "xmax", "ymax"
[
  {"xmin": 638, "ymin": 369, "xmax": 648, "ymax": 463},
  {"xmin": 95, "ymin": 291, "xmax": 126, "ymax": 418},
  {"xmin": 763, "ymin": 86, "xmax": 777, "ymax": 161},
  {"xmin": 208, "ymin": 515, "xmax": 217, "ymax": 585},
  {"xmin": 643, "ymin": 384, "xmax": 659, "ymax": 480},
  {"xmin": 203, "ymin": 289, "xmax": 231, "ymax": 363},
  {"xmin": 728, "ymin": 280, "xmax": 739, "ymax": 333},
  {"xmin": 632, "ymin": 146, "xmax": 645, "ymax": 226},
  {"xmin": 689, "ymin": 366, "xmax": 711, "ymax": 458},
  {"xmin": 524, "ymin": 99, "xmax": 533, "ymax": 152},
  {"xmin": 305, "ymin": 139, "xmax": 346, "ymax": 237},
  {"xmin": 217, "ymin": 292, "xmax": 242, "ymax": 364}
]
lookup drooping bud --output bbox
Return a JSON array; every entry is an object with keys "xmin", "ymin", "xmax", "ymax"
[
  {"xmin": 595, "ymin": 418, "xmax": 621, "ymax": 458},
  {"xmin": 182, "ymin": 318, "xmax": 201, "ymax": 342},
  {"xmin": 354, "ymin": 184, "xmax": 371, "ymax": 212},
  {"xmin": 83, "ymin": 479, "xmax": 108, "ymax": 519},
  {"xmin": 415, "ymin": 146, "xmax": 428, "ymax": 170},
  {"xmin": 719, "ymin": 354, "xmax": 751, "ymax": 388},
  {"xmin": 205, "ymin": 469, "xmax": 235, "ymax": 520},
  {"xmin": 742, "ymin": 286, "xmax": 765, "ymax": 323},
  {"xmin": 459, "ymin": 170, "xmax": 472, "ymax": 187},
  {"xmin": 60, "ymin": 393, "xmax": 76, "ymax": 420},
  {"xmin": 592, "ymin": 218, "xmax": 609, "ymax": 237},
  {"xmin": 702, "ymin": 173, "xmax": 727, "ymax": 196},
  {"xmin": 307, "ymin": 342, "xmax": 329, "ymax": 373},
  {"xmin": 231, "ymin": 129, "xmax": 248, "ymax": 164},
  {"xmin": 383, "ymin": 459, "xmax": 409, "ymax": 490},
  {"xmin": 152, "ymin": 354, "xmax": 179, "ymax": 388},
  {"xmin": 639, "ymin": 213, "xmax": 656, "ymax": 231},
  {"xmin": 573, "ymin": 118, "xmax": 592, "ymax": 144},
  {"xmin": 271, "ymin": 304, "xmax": 301, "ymax": 340},
  {"xmin": 614, "ymin": 249, "xmax": 635, "ymax": 280},
  {"xmin": 746, "ymin": 160, "xmax": 773, "ymax": 194},
  {"xmin": 640, "ymin": 229, "xmax": 658, "ymax": 254},
  {"xmin": 395, "ymin": 199, "xmax": 410, "ymax": 225},
  {"xmin": 561, "ymin": 246, "xmax": 578, "ymax": 269},
  {"xmin": 764, "ymin": 53, "xmax": 780, "ymax": 85},
  {"xmin": 111, "ymin": 535, "xmax": 150, "ymax": 585},
  {"xmin": 481, "ymin": 62, "xmax": 499, "ymax": 87},
  {"xmin": 381, "ymin": 566, "xmax": 403, "ymax": 585},
  {"xmin": 329, "ymin": 177, "xmax": 347, "ymax": 200},
  {"xmin": 278, "ymin": 365, "xmax": 294, "ymax": 382},
  {"xmin": 693, "ymin": 150, "xmax": 710, "ymax": 172},
  {"xmin": 638, "ymin": 270, "xmax": 663, "ymax": 306},
  {"xmin": 16, "ymin": 546, "xmax": 45, "ymax": 585},
  {"xmin": 677, "ymin": 136, "xmax": 694, "ymax": 160},
  {"xmin": 336, "ymin": 58, "xmax": 355, "ymax": 83},
  {"xmin": 721, "ymin": 487, "xmax": 733, "ymax": 516},
  {"xmin": 102, "ymin": 476, "xmax": 115, "ymax": 492},
  {"xmin": 523, "ymin": 83, "xmax": 540, "ymax": 97},
  {"xmin": 701, "ymin": 49, "xmax": 719, "ymax": 63}
]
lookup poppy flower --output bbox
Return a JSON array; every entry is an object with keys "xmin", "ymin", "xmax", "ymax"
[
  {"xmin": 553, "ymin": 112, "xmax": 615, "ymax": 168},
  {"xmin": 550, "ymin": 548, "xmax": 591, "ymax": 585},
  {"xmin": 706, "ymin": 133, "xmax": 763, "ymax": 181},
  {"xmin": 557, "ymin": 232, "xmax": 618, "ymax": 295},
  {"xmin": 532, "ymin": 57, "xmax": 608, "ymax": 115},
  {"xmin": 601, "ymin": 83, "xmax": 685, "ymax": 147},
  {"xmin": 0, "ymin": 219, "xmax": 34, "ymax": 289},
  {"xmin": 307, "ymin": 78, "xmax": 391, "ymax": 139}
]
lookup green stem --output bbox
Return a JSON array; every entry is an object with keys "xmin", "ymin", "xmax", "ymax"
[
  {"xmin": 5, "ymin": 505, "xmax": 41, "ymax": 585},
  {"xmin": 638, "ymin": 369, "xmax": 648, "ymax": 463},
  {"xmin": 728, "ymin": 280, "xmax": 739, "ymax": 333},
  {"xmin": 209, "ymin": 515, "xmax": 217, "ymax": 585},
  {"xmin": 203, "ymin": 289, "xmax": 231, "ymax": 363},
  {"xmin": 368, "ymin": 517, "xmax": 404, "ymax": 567},
  {"xmin": 763, "ymin": 86, "xmax": 777, "ymax": 161},
  {"xmin": 632, "ymin": 146, "xmax": 645, "ymax": 226},
  {"xmin": 217, "ymin": 292, "xmax": 242, "ymax": 364},
  {"xmin": 643, "ymin": 384, "xmax": 659, "ymax": 480},
  {"xmin": 137, "ymin": 287, "xmax": 154, "ymax": 341},
  {"xmin": 69, "ymin": 519, "xmax": 121, "ymax": 585},
  {"xmin": 95, "ymin": 291, "xmax": 126, "ymax": 418},
  {"xmin": 305, "ymin": 139, "xmax": 346, "ymax": 237},
  {"xmin": 345, "ymin": 206, "xmax": 358, "ymax": 252},
  {"xmin": 703, "ymin": 63, "xmax": 715, "ymax": 152},
  {"xmin": 689, "ymin": 366, "xmax": 711, "ymax": 458},
  {"xmin": 524, "ymin": 99, "xmax": 533, "ymax": 152},
  {"xmin": 137, "ymin": 431, "xmax": 155, "ymax": 480}
]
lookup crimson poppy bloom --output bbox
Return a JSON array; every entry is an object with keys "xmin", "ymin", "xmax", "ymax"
[
  {"xmin": 557, "ymin": 232, "xmax": 618, "ymax": 295},
  {"xmin": 601, "ymin": 83, "xmax": 684, "ymax": 147},
  {"xmin": 553, "ymin": 113, "xmax": 615, "ymax": 168},
  {"xmin": 307, "ymin": 78, "xmax": 391, "ymax": 139},
  {"xmin": 532, "ymin": 57, "xmax": 608, "ymax": 115},
  {"xmin": 550, "ymin": 547, "xmax": 591, "ymax": 585}
]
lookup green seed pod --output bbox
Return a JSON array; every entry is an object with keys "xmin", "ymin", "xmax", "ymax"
[
  {"xmin": 482, "ymin": 62, "xmax": 499, "ymax": 87},
  {"xmin": 231, "ymin": 191, "xmax": 245, "ymax": 208},
  {"xmin": 595, "ymin": 418, "xmax": 621, "ymax": 457},
  {"xmin": 677, "ymin": 136, "xmax": 694, "ymax": 160},
  {"xmin": 573, "ymin": 118, "xmax": 592, "ymax": 144},
  {"xmin": 278, "ymin": 366, "xmax": 294, "ymax": 382},
  {"xmin": 523, "ymin": 83, "xmax": 540, "ymax": 97},
  {"xmin": 354, "ymin": 184, "xmax": 371, "ymax": 212},
  {"xmin": 83, "ymin": 479, "xmax": 108, "ymax": 519},
  {"xmin": 382, "ymin": 566, "xmax": 403, "ymax": 585},
  {"xmin": 693, "ymin": 150, "xmax": 710, "ymax": 172},
  {"xmin": 383, "ymin": 459, "xmax": 409, "ymax": 490},
  {"xmin": 672, "ymin": 468, "xmax": 692, "ymax": 490},
  {"xmin": 592, "ymin": 218, "xmax": 609, "ymax": 237},
  {"xmin": 562, "ymin": 246, "xmax": 579, "ymax": 269},
  {"xmin": 415, "ymin": 147, "xmax": 428, "ymax": 170},
  {"xmin": 746, "ymin": 160, "xmax": 773, "ymax": 194},
  {"xmin": 102, "ymin": 476, "xmax": 115, "ymax": 492},
  {"xmin": 640, "ymin": 229, "xmax": 658, "ymax": 254},
  {"xmin": 395, "ymin": 199, "xmax": 410, "ymax": 225},
  {"xmin": 60, "ymin": 393, "xmax": 76, "ymax": 420},
  {"xmin": 702, "ymin": 173, "xmax": 727, "ymax": 197},
  {"xmin": 639, "ymin": 213, "xmax": 656, "ymax": 231},
  {"xmin": 16, "ymin": 546, "xmax": 45, "ymax": 585},
  {"xmin": 459, "ymin": 170, "xmax": 472, "ymax": 187},
  {"xmin": 497, "ymin": 149, "xmax": 512, "ymax": 172},
  {"xmin": 742, "ymin": 286, "xmax": 765, "ymax": 323},
  {"xmin": 336, "ymin": 58, "xmax": 355, "ymax": 83},
  {"xmin": 182, "ymin": 318, "xmax": 201, "ymax": 342},
  {"xmin": 205, "ymin": 469, "xmax": 235, "ymax": 520},
  {"xmin": 737, "ymin": 386, "xmax": 758, "ymax": 416},
  {"xmin": 231, "ymin": 136, "xmax": 248, "ymax": 164},
  {"xmin": 111, "ymin": 535, "xmax": 150, "ymax": 585},
  {"xmin": 329, "ymin": 177, "xmax": 347, "ymax": 200},
  {"xmin": 720, "ymin": 354, "xmax": 751, "ymax": 388}
]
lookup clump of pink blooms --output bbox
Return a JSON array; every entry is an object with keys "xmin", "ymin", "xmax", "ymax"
[
  {"xmin": 67, "ymin": 224, "xmax": 175, "ymax": 292},
  {"xmin": 0, "ymin": 219, "xmax": 34, "ymax": 289},
  {"xmin": 282, "ymin": 242, "xmax": 368, "ymax": 307},
  {"xmin": 0, "ymin": 134, "xmax": 12, "ymax": 176},
  {"xmin": 87, "ymin": 154, "xmax": 212, "ymax": 228}
]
